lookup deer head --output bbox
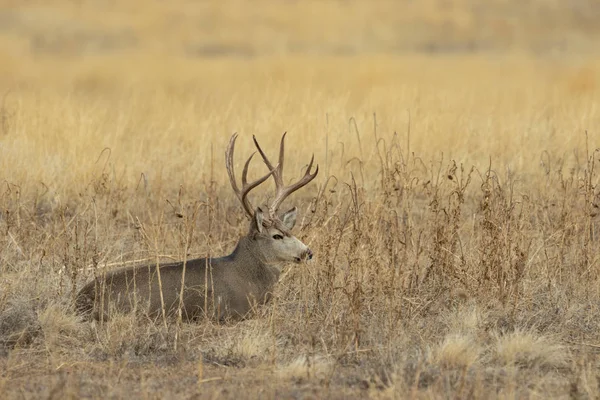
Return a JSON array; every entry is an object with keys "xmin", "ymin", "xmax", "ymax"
[{"xmin": 226, "ymin": 133, "xmax": 318, "ymax": 265}]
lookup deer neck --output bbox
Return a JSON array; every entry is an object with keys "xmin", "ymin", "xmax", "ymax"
[{"xmin": 230, "ymin": 236, "xmax": 282, "ymax": 283}]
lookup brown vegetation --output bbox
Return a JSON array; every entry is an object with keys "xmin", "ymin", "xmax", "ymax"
[{"xmin": 1, "ymin": 0, "xmax": 600, "ymax": 398}]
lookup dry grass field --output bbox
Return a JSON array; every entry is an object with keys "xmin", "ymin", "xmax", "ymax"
[{"xmin": 1, "ymin": 0, "xmax": 600, "ymax": 398}]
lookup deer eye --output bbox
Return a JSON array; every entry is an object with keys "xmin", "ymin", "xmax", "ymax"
[{"xmin": 272, "ymin": 234, "xmax": 284, "ymax": 240}]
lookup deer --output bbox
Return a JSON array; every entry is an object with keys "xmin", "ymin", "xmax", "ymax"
[{"xmin": 75, "ymin": 133, "xmax": 318, "ymax": 321}]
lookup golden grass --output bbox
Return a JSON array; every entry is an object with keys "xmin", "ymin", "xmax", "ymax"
[
  {"xmin": 493, "ymin": 330, "xmax": 568, "ymax": 369},
  {"xmin": 1, "ymin": 0, "xmax": 600, "ymax": 398},
  {"xmin": 276, "ymin": 355, "xmax": 334, "ymax": 381},
  {"xmin": 2, "ymin": 54, "xmax": 598, "ymax": 191},
  {"xmin": 433, "ymin": 334, "xmax": 481, "ymax": 369}
]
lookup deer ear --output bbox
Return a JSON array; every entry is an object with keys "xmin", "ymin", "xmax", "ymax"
[
  {"xmin": 253, "ymin": 207, "xmax": 265, "ymax": 233},
  {"xmin": 281, "ymin": 207, "xmax": 297, "ymax": 230}
]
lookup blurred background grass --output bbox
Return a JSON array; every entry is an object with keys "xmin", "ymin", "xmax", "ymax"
[
  {"xmin": 0, "ymin": 0, "xmax": 598, "ymax": 196},
  {"xmin": 1, "ymin": 0, "xmax": 599, "ymax": 58}
]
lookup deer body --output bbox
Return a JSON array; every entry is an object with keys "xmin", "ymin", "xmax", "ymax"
[
  {"xmin": 76, "ymin": 133, "xmax": 318, "ymax": 321},
  {"xmin": 77, "ymin": 237, "xmax": 280, "ymax": 320}
]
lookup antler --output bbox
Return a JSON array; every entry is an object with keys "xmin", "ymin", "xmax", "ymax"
[
  {"xmin": 226, "ymin": 133, "xmax": 277, "ymax": 218},
  {"xmin": 253, "ymin": 132, "xmax": 319, "ymax": 217}
]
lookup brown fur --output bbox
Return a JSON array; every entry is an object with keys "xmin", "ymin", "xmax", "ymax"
[{"xmin": 75, "ymin": 235, "xmax": 287, "ymax": 321}]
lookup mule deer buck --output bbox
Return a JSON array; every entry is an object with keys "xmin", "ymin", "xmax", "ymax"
[{"xmin": 76, "ymin": 133, "xmax": 318, "ymax": 321}]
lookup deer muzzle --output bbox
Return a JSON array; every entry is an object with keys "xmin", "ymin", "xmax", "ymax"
[{"xmin": 294, "ymin": 248, "xmax": 313, "ymax": 263}]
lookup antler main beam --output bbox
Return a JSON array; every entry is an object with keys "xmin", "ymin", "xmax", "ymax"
[
  {"xmin": 253, "ymin": 132, "xmax": 319, "ymax": 217},
  {"xmin": 226, "ymin": 133, "xmax": 276, "ymax": 218}
]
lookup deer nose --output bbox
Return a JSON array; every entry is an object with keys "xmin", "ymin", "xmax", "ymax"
[{"xmin": 306, "ymin": 248, "xmax": 313, "ymax": 260}]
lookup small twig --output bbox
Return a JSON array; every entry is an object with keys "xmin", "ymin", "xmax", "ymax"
[
  {"xmin": 78, "ymin": 255, "xmax": 181, "ymax": 272},
  {"xmin": 7, "ymin": 232, "xmax": 25, "ymax": 257},
  {"xmin": 198, "ymin": 377, "xmax": 223, "ymax": 384},
  {"xmin": 565, "ymin": 340, "xmax": 600, "ymax": 349}
]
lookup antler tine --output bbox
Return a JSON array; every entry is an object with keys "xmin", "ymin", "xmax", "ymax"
[
  {"xmin": 253, "ymin": 132, "xmax": 285, "ymax": 187},
  {"xmin": 252, "ymin": 132, "xmax": 318, "ymax": 216},
  {"xmin": 276, "ymin": 131, "xmax": 286, "ymax": 186},
  {"xmin": 241, "ymin": 152, "xmax": 255, "ymax": 187},
  {"xmin": 226, "ymin": 133, "xmax": 241, "ymax": 195},
  {"xmin": 269, "ymin": 154, "xmax": 318, "ymax": 215},
  {"xmin": 240, "ymin": 153, "xmax": 277, "ymax": 217},
  {"xmin": 226, "ymin": 133, "xmax": 276, "ymax": 219}
]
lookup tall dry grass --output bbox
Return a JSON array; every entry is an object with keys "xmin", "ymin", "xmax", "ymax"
[{"xmin": 1, "ymin": 0, "xmax": 600, "ymax": 398}]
